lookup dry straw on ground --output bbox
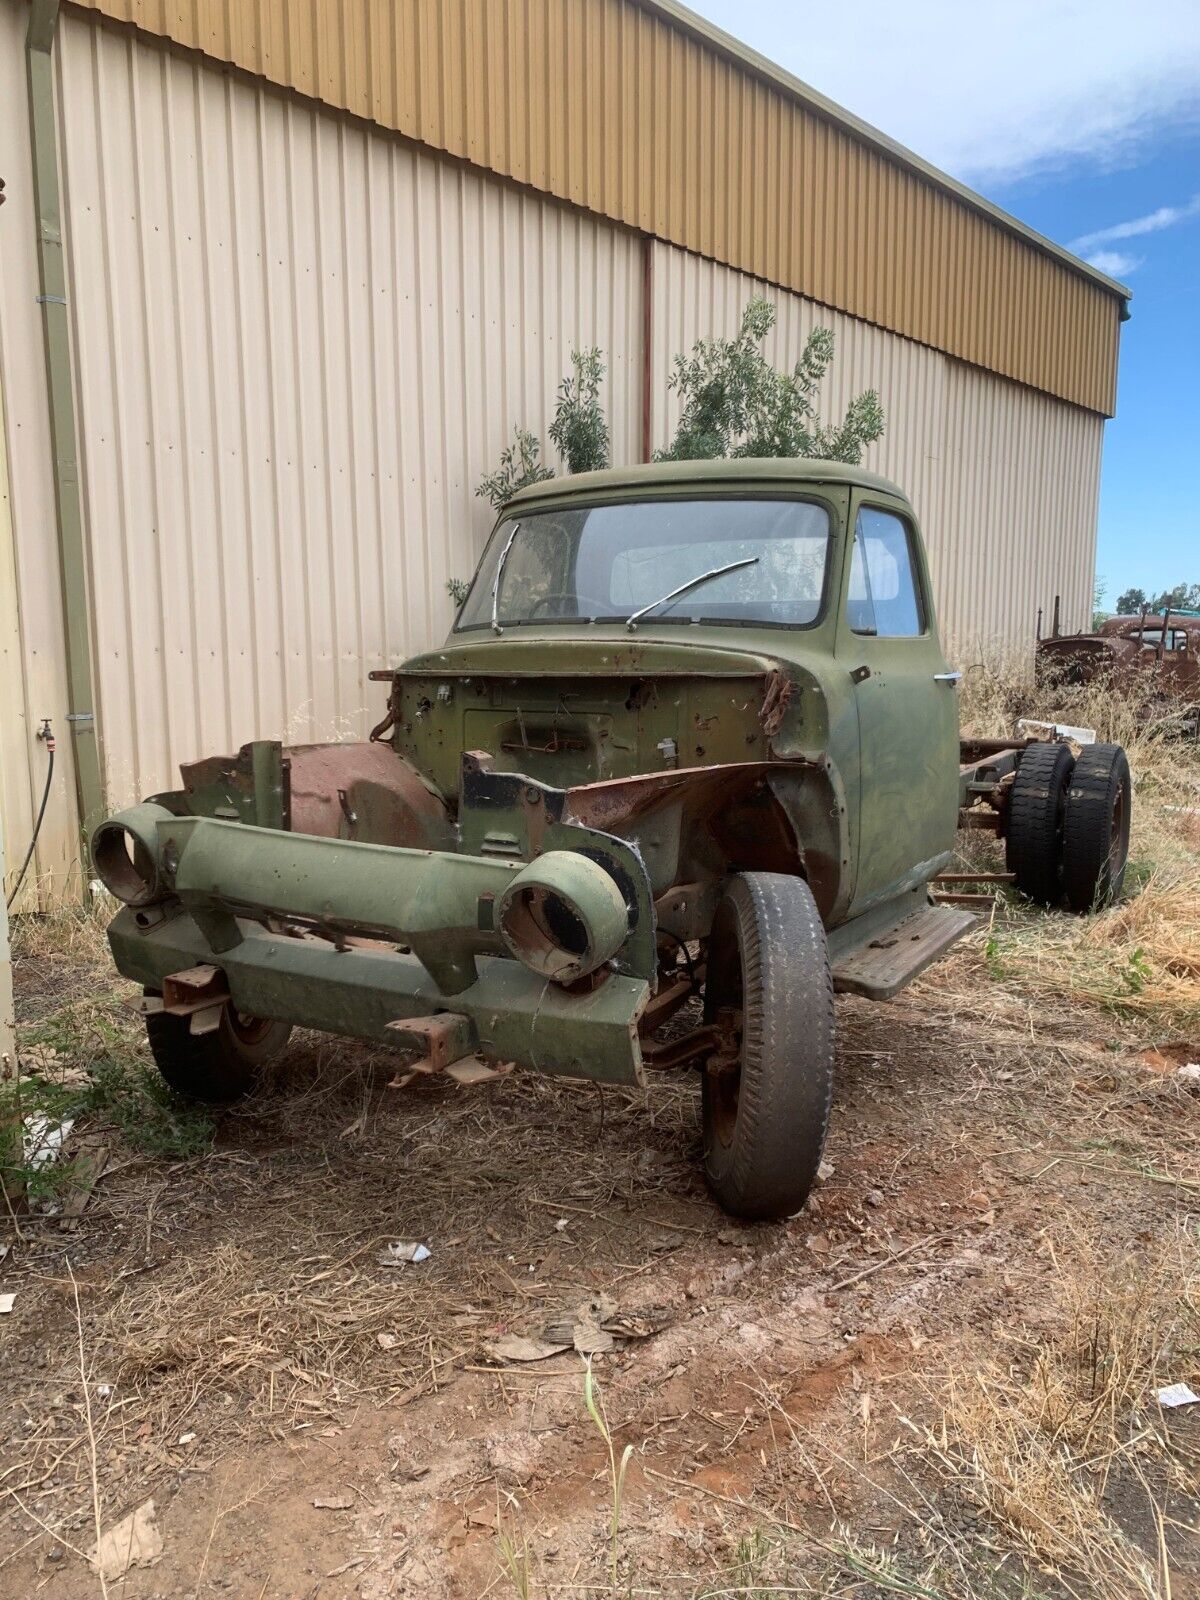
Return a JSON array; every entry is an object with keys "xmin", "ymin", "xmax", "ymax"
[
  {"xmin": 908, "ymin": 1225, "xmax": 1197, "ymax": 1600},
  {"xmin": 939, "ymin": 653, "xmax": 1200, "ymax": 1037},
  {"xmin": 2, "ymin": 654, "xmax": 1197, "ymax": 1597}
]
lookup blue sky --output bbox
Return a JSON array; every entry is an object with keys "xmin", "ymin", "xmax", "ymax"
[{"xmin": 689, "ymin": 0, "xmax": 1200, "ymax": 605}]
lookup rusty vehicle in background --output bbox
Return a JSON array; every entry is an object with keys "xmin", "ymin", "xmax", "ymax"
[
  {"xmin": 1038, "ymin": 609, "xmax": 1200, "ymax": 716},
  {"xmin": 90, "ymin": 460, "xmax": 1132, "ymax": 1219}
]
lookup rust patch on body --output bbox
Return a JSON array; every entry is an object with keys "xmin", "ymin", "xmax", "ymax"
[{"xmin": 759, "ymin": 669, "xmax": 794, "ymax": 738}]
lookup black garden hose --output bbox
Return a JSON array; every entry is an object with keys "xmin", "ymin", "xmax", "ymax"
[{"xmin": 6, "ymin": 721, "xmax": 55, "ymax": 911}]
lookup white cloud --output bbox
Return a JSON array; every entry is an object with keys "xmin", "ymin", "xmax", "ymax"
[
  {"xmin": 1082, "ymin": 249, "xmax": 1143, "ymax": 278},
  {"xmin": 686, "ymin": 0, "xmax": 1200, "ymax": 186},
  {"xmin": 1070, "ymin": 196, "xmax": 1200, "ymax": 252}
]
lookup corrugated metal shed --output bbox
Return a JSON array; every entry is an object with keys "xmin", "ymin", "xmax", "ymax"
[
  {"xmin": 67, "ymin": 0, "xmax": 1126, "ymax": 416},
  {"xmin": 651, "ymin": 244, "xmax": 1103, "ymax": 649},
  {"xmin": 0, "ymin": 0, "xmax": 82, "ymax": 909},
  {"xmin": 0, "ymin": 0, "xmax": 1119, "ymax": 900},
  {"xmin": 57, "ymin": 11, "xmax": 644, "ymax": 810}
]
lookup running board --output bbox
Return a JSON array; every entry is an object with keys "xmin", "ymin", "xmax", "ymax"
[{"xmin": 831, "ymin": 904, "xmax": 977, "ymax": 1001}]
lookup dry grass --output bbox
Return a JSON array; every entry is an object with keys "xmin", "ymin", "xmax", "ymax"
[
  {"xmin": 9, "ymin": 897, "xmax": 112, "ymax": 966},
  {"xmin": 3, "ymin": 660, "xmax": 1198, "ymax": 1597},
  {"xmin": 0, "ymin": 1024, "xmax": 701, "ymax": 1526},
  {"xmin": 938, "ymin": 654, "xmax": 1200, "ymax": 1040},
  {"xmin": 909, "ymin": 1225, "xmax": 1199, "ymax": 1600}
]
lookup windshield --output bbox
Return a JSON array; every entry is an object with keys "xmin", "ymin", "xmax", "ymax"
[{"xmin": 455, "ymin": 497, "xmax": 832, "ymax": 630}]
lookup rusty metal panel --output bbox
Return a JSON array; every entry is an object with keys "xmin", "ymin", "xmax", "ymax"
[
  {"xmin": 0, "ymin": 0, "xmax": 82, "ymax": 906},
  {"xmin": 67, "ymin": 0, "xmax": 1124, "ymax": 415},
  {"xmin": 53, "ymin": 10, "xmax": 643, "ymax": 815},
  {"xmin": 652, "ymin": 242, "xmax": 1104, "ymax": 650}
]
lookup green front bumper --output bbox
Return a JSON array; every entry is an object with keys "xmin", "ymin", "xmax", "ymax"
[{"xmin": 110, "ymin": 907, "xmax": 649, "ymax": 1086}]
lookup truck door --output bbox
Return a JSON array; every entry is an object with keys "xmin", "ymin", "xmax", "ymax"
[
  {"xmin": 1159, "ymin": 622, "xmax": 1196, "ymax": 696},
  {"xmin": 835, "ymin": 498, "xmax": 960, "ymax": 915}
]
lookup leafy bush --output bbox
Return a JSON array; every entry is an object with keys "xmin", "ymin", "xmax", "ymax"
[
  {"xmin": 475, "ymin": 302, "xmax": 886, "ymax": 513},
  {"xmin": 548, "ymin": 347, "xmax": 610, "ymax": 475},
  {"xmin": 476, "ymin": 348, "xmax": 611, "ymax": 512},
  {"xmin": 658, "ymin": 298, "xmax": 883, "ymax": 464},
  {"xmin": 476, "ymin": 426, "xmax": 555, "ymax": 513}
]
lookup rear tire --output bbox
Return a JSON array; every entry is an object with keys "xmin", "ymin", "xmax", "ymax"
[
  {"xmin": 702, "ymin": 873, "xmax": 834, "ymax": 1221},
  {"xmin": 1062, "ymin": 744, "xmax": 1131, "ymax": 912},
  {"xmin": 144, "ymin": 990, "xmax": 291, "ymax": 1102},
  {"xmin": 1006, "ymin": 741, "xmax": 1074, "ymax": 905}
]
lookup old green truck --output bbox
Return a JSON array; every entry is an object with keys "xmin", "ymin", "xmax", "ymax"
[{"xmin": 91, "ymin": 460, "xmax": 1131, "ymax": 1218}]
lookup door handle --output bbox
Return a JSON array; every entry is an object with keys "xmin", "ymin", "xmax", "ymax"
[{"xmin": 933, "ymin": 671, "xmax": 963, "ymax": 684}]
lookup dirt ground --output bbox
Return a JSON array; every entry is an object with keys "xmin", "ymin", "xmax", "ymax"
[{"xmin": 2, "ymin": 725, "xmax": 1199, "ymax": 1597}]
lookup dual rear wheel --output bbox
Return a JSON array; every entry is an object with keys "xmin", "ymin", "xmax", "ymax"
[
  {"xmin": 704, "ymin": 744, "xmax": 1133, "ymax": 1222},
  {"xmin": 1006, "ymin": 742, "xmax": 1131, "ymax": 911}
]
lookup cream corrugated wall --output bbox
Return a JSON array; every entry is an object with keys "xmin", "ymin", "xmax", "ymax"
[
  {"xmin": 651, "ymin": 243, "xmax": 1103, "ymax": 651},
  {"xmin": 68, "ymin": 0, "xmax": 1124, "ymax": 415},
  {"xmin": 0, "ymin": 0, "xmax": 82, "ymax": 909},
  {"xmin": 55, "ymin": 12, "xmax": 643, "ymax": 812}
]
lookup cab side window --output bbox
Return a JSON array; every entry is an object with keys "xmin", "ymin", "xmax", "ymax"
[{"xmin": 847, "ymin": 508, "xmax": 924, "ymax": 637}]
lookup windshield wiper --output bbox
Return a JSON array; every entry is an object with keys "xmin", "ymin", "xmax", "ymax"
[
  {"xmin": 491, "ymin": 521, "xmax": 521, "ymax": 634},
  {"xmin": 625, "ymin": 556, "xmax": 759, "ymax": 631}
]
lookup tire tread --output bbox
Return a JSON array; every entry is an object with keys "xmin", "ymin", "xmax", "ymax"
[
  {"xmin": 1006, "ymin": 741, "xmax": 1073, "ymax": 905},
  {"xmin": 144, "ymin": 995, "xmax": 290, "ymax": 1102},
  {"xmin": 1062, "ymin": 743, "xmax": 1131, "ymax": 912},
  {"xmin": 703, "ymin": 873, "xmax": 834, "ymax": 1220}
]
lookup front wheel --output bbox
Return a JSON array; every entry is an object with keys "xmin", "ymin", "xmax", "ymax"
[
  {"xmin": 702, "ymin": 873, "xmax": 834, "ymax": 1221},
  {"xmin": 144, "ymin": 991, "xmax": 292, "ymax": 1102}
]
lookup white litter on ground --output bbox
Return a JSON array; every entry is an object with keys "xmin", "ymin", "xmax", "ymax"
[
  {"xmin": 23, "ymin": 1114, "xmax": 75, "ymax": 1171},
  {"xmin": 90, "ymin": 1499, "xmax": 163, "ymax": 1580},
  {"xmin": 377, "ymin": 1241, "xmax": 431, "ymax": 1267},
  {"xmin": 1156, "ymin": 1383, "xmax": 1199, "ymax": 1409}
]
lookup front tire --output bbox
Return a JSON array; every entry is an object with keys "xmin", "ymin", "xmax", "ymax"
[
  {"xmin": 145, "ymin": 991, "xmax": 292, "ymax": 1102},
  {"xmin": 702, "ymin": 873, "xmax": 834, "ymax": 1221}
]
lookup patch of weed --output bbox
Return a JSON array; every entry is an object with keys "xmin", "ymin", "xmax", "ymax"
[
  {"xmin": 1117, "ymin": 946, "xmax": 1152, "ymax": 996},
  {"xmin": 3, "ymin": 994, "xmax": 215, "ymax": 1192},
  {"xmin": 84, "ymin": 1052, "xmax": 216, "ymax": 1160}
]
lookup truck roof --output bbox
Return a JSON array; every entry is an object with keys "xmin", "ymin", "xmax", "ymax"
[{"xmin": 506, "ymin": 456, "xmax": 910, "ymax": 510}]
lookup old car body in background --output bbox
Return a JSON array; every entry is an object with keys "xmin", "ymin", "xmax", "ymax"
[{"xmin": 1038, "ymin": 610, "xmax": 1200, "ymax": 711}]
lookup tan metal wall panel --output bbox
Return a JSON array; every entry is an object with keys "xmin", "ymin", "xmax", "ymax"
[
  {"xmin": 652, "ymin": 243, "xmax": 1103, "ymax": 650},
  {"xmin": 55, "ymin": 12, "xmax": 643, "ymax": 811},
  {"xmin": 937, "ymin": 360, "xmax": 1102, "ymax": 652},
  {"xmin": 0, "ymin": 0, "xmax": 82, "ymax": 906},
  {"xmin": 66, "ymin": 0, "xmax": 1123, "ymax": 415}
]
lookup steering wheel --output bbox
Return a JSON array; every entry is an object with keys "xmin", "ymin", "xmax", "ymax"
[{"xmin": 527, "ymin": 591, "xmax": 612, "ymax": 618}]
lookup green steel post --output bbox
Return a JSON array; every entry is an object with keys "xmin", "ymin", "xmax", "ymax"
[
  {"xmin": 26, "ymin": 0, "xmax": 106, "ymax": 851},
  {"xmin": 249, "ymin": 740, "xmax": 286, "ymax": 829}
]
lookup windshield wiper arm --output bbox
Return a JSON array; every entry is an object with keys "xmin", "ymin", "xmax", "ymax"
[
  {"xmin": 625, "ymin": 556, "xmax": 759, "ymax": 631},
  {"xmin": 491, "ymin": 521, "xmax": 521, "ymax": 634}
]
